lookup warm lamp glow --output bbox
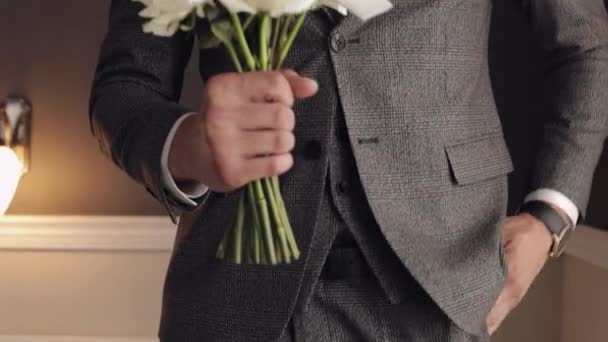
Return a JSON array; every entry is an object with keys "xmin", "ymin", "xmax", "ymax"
[{"xmin": 0, "ymin": 146, "xmax": 22, "ymax": 215}]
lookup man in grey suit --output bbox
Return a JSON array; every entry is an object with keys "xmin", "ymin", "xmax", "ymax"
[{"xmin": 90, "ymin": 0, "xmax": 608, "ymax": 341}]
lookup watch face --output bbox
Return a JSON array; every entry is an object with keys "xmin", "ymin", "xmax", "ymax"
[{"xmin": 554, "ymin": 226, "xmax": 574, "ymax": 257}]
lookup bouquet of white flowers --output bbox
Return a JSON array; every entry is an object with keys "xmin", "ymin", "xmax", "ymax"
[{"xmin": 135, "ymin": 0, "xmax": 393, "ymax": 265}]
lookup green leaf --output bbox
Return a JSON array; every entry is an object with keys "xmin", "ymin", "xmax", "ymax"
[
  {"xmin": 205, "ymin": 3, "xmax": 222, "ymax": 21},
  {"xmin": 197, "ymin": 20, "xmax": 222, "ymax": 49},
  {"xmin": 243, "ymin": 14, "xmax": 256, "ymax": 31},
  {"xmin": 179, "ymin": 12, "xmax": 197, "ymax": 32},
  {"xmin": 211, "ymin": 19, "xmax": 235, "ymax": 46},
  {"xmin": 199, "ymin": 35, "xmax": 222, "ymax": 49}
]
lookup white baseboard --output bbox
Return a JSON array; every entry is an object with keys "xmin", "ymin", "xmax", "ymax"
[
  {"xmin": 0, "ymin": 337, "xmax": 158, "ymax": 342},
  {"xmin": 1, "ymin": 216, "xmax": 606, "ymax": 271},
  {"xmin": 0, "ymin": 216, "xmax": 176, "ymax": 252}
]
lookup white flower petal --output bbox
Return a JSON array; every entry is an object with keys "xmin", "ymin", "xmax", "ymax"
[
  {"xmin": 133, "ymin": 0, "xmax": 153, "ymax": 5},
  {"xmin": 218, "ymin": 0, "xmax": 316, "ymax": 16},
  {"xmin": 329, "ymin": 0, "xmax": 392, "ymax": 21},
  {"xmin": 216, "ymin": 0, "xmax": 258, "ymax": 14},
  {"xmin": 319, "ymin": 0, "xmax": 348, "ymax": 16},
  {"xmin": 143, "ymin": 20, "xmax": 176, "ymax": 36},
  {"xmin": 196, "ymin": 5, "xmax": 206, "ymax": 17},
  {"xmin": 271, "ymin": 0, "xmax": 317, "ymax": 16},
  {"xmin": 139, "ymin": 6, "xmax": 161, "ymax": 18},
  {"xmin": 133, "ymin": 0, "xmax": 213, "ymax": 36}
]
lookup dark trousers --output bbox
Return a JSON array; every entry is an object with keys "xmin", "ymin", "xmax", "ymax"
[{"xmin": 278, "ymin": 247, "xmax": 489, "ymax": 342}]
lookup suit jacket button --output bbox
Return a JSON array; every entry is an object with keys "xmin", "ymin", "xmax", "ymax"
[
  {"xmin": 330, "ymin": 33, "xmax": 347, "ymax": 52},
  {"xmin": 337, "ymin": 180, "xmax": 350, "ymax": 194},
  {"xmin": 302, "ymin": 140, "xmax": 323, "ymax": 160}
]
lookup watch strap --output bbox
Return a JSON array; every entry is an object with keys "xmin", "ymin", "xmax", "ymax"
[{"xmin": 519, "ymin": 200, "xmax": 568, "ymax": 235}]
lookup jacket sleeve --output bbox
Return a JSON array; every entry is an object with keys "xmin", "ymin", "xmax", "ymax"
[
  {"xmin": 89, "ymin": 0, "xmax": 203, "ymax": 222},
  {"xmin": 518, "ymin": 0, "xmax": 608, "ymax": 218}
]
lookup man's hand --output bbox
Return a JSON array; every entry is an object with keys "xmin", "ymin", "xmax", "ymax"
[
  {"xmin": 486, "ymin": 213, "xmax": 554, "ymax": 335},
  {"xmin": 168, "ymin": 70, "xmax": 318, "ymax": 192}
]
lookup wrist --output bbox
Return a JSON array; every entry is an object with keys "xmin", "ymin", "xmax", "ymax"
[
  {"xmin": 519, "ymin": 200, "xmax": 575, "ymax": 258},
  {"xmin": 518, "ymin": 212, "xmax": 554, "ymax": 254},
  {"xmin": 168, "ymin": 114, "xmax": 203, "ymax": 183}
]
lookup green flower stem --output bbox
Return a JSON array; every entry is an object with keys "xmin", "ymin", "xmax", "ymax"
[
  {"xmin": 263, "ymin": 178, "xmax": 291, "ymax": 263},
  {"xmin": 277, "ymin": 12, "xmax": 307, "ymax": 69},
  {"xmin": 259, "ymin": 14, "xmax": 271, "ymax": 71},
  {"xmin": 224, "ymin": 42, "xmax": 243, "ymax": 73},
  {"xmin": 253, "ymin": 180, "xmax": 277, "ymax": 264},
  {"xmin": 243, "ymin": 203, "xmax": 259, "ymax": 264},
  {"xmin": 279, "ymin": 17, "xmax": 292, "ymax": 47},
  {"xmin": 214, "ymin": 11, "xmax": 306, "ymax": 265},
  {"xmin": 268, "ymin": 17, "xmax": 282, "ymax": 69},
  {"xmin": 252, "ymin": 214, "xmax": 261, "ymax": 263},
  {"xmin": 260, "ymin": 233, "xmax": 268, "ymax": 264},
  {"xmin": 247, "ymin": 184, "xmax": 262, "ymax": 264},
  {"xmin": 274, "ymin": 234, "xmax": 284, "ymax": 264},
  {"xmin": 275, "ymin": 16, "xmax": 292, "ymax": 69},
  {"xmin": 272, "ymin": 178, "xmax": 300, "ymax": 259},
  {"xmin": 230, "ymin": 13, "xmax": 256, "ymax": 71},
  {"xmin": 231, "ymin": 194, "xmax": 246, "ymax": 264},
  {"xmin": 243, "ymin": 201, "xmax": 253, "ymax": 264},
  {"xmin": 243, "ymin": 14, "xmax": 255, "ymax": 31}
]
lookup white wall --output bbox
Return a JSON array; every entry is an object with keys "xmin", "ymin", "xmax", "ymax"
[
  {"xmin": 0, "ymin": 251, "xmax": 169, "ymax": 339},
  {"xmin": 561, "ymin": 257, "xmax": 608, "ymax": 342}
]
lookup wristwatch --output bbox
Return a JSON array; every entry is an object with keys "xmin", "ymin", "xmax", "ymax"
[{"xmin": 519, "ymin": 200, "xmax": 575, "ymax": 258}]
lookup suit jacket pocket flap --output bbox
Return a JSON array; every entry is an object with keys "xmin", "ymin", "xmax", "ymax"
[{"xmin": 445, "ymin": 135, "xmax": 514, "ymax": 185}]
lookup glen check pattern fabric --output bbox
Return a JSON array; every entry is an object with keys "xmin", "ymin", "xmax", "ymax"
[
  {"xmin": 326, "ymin": 97, "xmax": 423, "ymax": 306},
  {"xmin": 284, "ymin": 184, "xmax": 485, "ymax": 342},
  {"xmin": 287, "ymin": 277, "xmax": 488, "ymax": 342},
  {"xmin": 90, "ymin": 0, "xmax": 608, "ymax": 341}
]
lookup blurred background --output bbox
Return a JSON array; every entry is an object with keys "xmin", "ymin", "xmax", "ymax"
[{"xmin": 0, "ymin": 0, "xmax": 606, "ymax": 341}]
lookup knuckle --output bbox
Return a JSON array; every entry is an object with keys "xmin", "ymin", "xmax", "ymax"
[
  {"xmin": 210, "ymin": 73, "xmax": 236, "ymax": 87},
  {"xmin": 273, "ymin": 106, "xmax": 295, "ymax": 129},
  {"xmin": 206, "ymin": 73, "xmax": 239, "ymax": 100},
  {"xmin": 274, "ymin": 132, "xmax": 293, "ymax": 152},
  {"xmin": 267, "ymin": 158, "xmax": 284, "ymax": 175},
  {"xmin": 206, "ymin": 74, "xmax": 227, "ymax": 95},
  {"xmin": 281, "ymin": 107, "xmax": 296, "ymax": 129},
  {"xmin": 285, "ymin": 133, "xmax": 296, "ymax": 151},
  {"xmin": 205, "ymin": 76, "xmax": 220, "ymax": 93},
  {"xmin": 267, "ymin": 72, "xmax": 287, "ymax": 89},
  {"xmin": 266, "ymin": 72, "xmax": 293, "ymax": 104}
]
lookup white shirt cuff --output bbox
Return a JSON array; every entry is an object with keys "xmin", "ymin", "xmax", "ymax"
[
  {"xmin": 524, "ymin": 189, "xmax": 579, "ymax": 225},
  {"xmin": 161, "ymin": 112, "xmax": 209, "ymax": 206}
]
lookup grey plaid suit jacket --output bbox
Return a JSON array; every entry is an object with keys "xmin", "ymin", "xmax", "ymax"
[{"xmin": 90, "ymin": 0, "xmax": 608, "ymax": 340}]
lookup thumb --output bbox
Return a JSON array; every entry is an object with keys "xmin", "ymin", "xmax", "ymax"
[{"xmin": 281, "ymin": 69, "xmax": 319, "ymax": 99}]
